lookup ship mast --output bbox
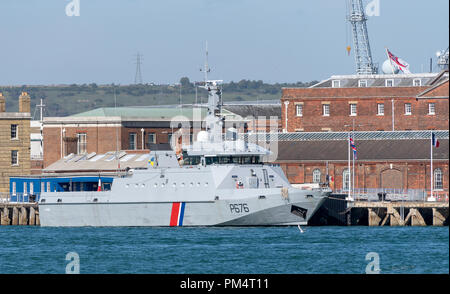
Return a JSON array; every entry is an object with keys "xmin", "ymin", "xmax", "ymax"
[{"xmin": 195, "ymin": 42, "xmax": 222, "ymax": 143}]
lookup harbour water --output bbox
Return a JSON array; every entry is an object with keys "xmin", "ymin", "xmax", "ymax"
[{"xmin": 0, "ymin": 226, "xmax": 448, "ymax": 274}]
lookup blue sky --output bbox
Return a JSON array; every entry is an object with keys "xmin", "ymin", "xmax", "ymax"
[{"xmin": 0, "ymin": 0, "xmax": 448, "ymax": 85}]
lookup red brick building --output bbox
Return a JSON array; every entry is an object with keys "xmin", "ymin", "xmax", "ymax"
[
  {"xmin": 281, "ymin": 71, "xmax": 449, "ymax": 132},
  {"xmin": 274, "ymin": 131, "xmax": 449, "ymax": 196},
  {"xmin": 42, "ymin": 104, "xmax": 280, "ymax": 168}
]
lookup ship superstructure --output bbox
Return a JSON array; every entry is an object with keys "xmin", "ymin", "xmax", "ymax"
[{"xmin": 39, "ymin": 77, "xmax": 329, "ymax": 227}]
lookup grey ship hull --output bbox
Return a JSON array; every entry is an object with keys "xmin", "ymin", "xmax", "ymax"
[{"xmin": 39, "ymin": 188, "xmax": 326, "ymax": 227}]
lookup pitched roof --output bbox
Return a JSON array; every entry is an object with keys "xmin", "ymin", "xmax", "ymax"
[
  {"xmin": 275, "ymin": 139, "xmax": 449, "ymax": 162},
  {"xmin": 223, "ymin": 104, "xmax": 281, "ymax": 118},
  {"xmin": 416, "ymin": 79, "xmax": 449, "ymax": 99}
]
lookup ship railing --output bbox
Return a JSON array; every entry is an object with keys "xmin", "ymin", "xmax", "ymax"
[
  {"xmin": 0, "ymin": 193, "xmax": 41, "ymax": 204},
  {"xmin": 333, "ymin": 188, "xmax": 439, "ymax": 202}
]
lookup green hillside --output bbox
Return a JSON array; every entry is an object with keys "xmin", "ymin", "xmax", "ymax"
[{"xmin": 0, "ymin": 78, "xmax": 318, "ymax": 117}]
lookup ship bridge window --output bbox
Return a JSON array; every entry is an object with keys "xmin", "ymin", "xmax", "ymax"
[
  {"xmin": 183, "ymin": 156, "xmax": 201, "ymax": 166},
  {"xmin": 204, "ymin": 156, "xmax": 261, "ymax": 165}
]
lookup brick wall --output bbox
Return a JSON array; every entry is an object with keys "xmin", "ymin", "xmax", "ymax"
[
  {"xmin": 278, "ymin": 161, "xmax": 449, "ymax": 192},
  {"xmin": 281, "ymin": 85, "xmax": 449, "ymax": 132},
  {"xmin": 43, "ymin": 123, "xmax": 175, "ymax": 168},
  {"xmin": 0, "ymin": 117, "xmax": 31, "ymax": 193}
]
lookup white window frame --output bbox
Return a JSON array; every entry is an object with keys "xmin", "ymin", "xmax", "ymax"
[
  {"xmin": 358, "ymin": 80, "xmax": 368, "ymax": 88},
  {"xmin": 332, "ymin": 80, "xmax": 341, "ymax": 88},
  {"xmin": 322, "ymin": 104, "xmax": 330, "ymax": 116},
  {"xmin": 12, "ymin": 182, "xmax": 16, "ymax": 196},
  {"xmin": 23, "ymin": 182, "xmax": 27, "ymax": 196},
  {"xmin": 413, "ymin": 79, "xmax": 421, "ymax": 87},
  {"xmin": 11, "ymin": 150, "xmax": 19, "ymax": 166},
  {"xmin": 404, "ymin": 103, "xmax": 412, "ymax": 115},
  {"xmin": 350, "ymin": 104, "xmax": 357, "ymax": 116},
  {"xmin": 77, "ymin": 133, "xmax": 87, "ymax": 154},
  {"xmin": 129, "ymin": 133, "xmax": 137, "ymax": 150},
  {"xmin": 434, "ymin": 168, "xmax": 443, "ymax": 190},
  {"xmin": 11, "ymin": 124, "xmax": 18, "ymax": 140},
  {"xmin": 428, "ymin": 103, "xmax": 435, "ymax": 115},
  {"xmin": 296, "ymin": 104, "xmax": 303, "ymax": 117},
  {"xmin": 385, "ymin": 79, "xmax": 394, "ymax": 87},
  {"xmin": 148, "ymin": 133, "xmax": 156, "ymax": 144},
  {"xmin": 377, "ymin": 103, "xmax": 385, "ymax": 116},
  {"xmin": 343, "ymin": 169, "xmax": 350, "ymax": 191},
  {"xmin": 30, "ymin": 182, "xmax": 34, "ymax": 195},
  {"xmin": 312, "ymin": 169, "xmax": 321, "ymax": 183}
]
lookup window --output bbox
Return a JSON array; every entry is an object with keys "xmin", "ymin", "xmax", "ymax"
[
  {"xmin": 377, "ymin": 103, "xmax": 384, "ymax": 115},
  {"xmin": 11, "ymin": 124, "xmax": 18, "ymax": 140},
  {"xmin": 168, "ymin": 133, "xmax": 173, "ymax": 145},
  {"xmin": 77, "ymin": 133, "xmax": 87, "ymax": 154},
  {"xmin": 332, "ymin": 80, "xmax": 341, "ymax": 88},
  {"xmin": 385, "ymin": 79, "xmax": 394, "ymax": 87},
  {"xmin": 405, "ymin": 103, "xmax": 412, "ymax": 115},
  {"xmin": 313, "ymin": 169, "xmax": 321, "ymax": 183},
  {"xmin": 434, "ymin": 169, "xmax": 443, "ymax": 190},
  {"xmin": 322, "ymin": 104, "xmax": 330, "ymax": 116},
  {"xmin": 350, "ymin": 104, "xmax": 357, "ymax": 116},
  {"xmin": 148, "ymin": 133, "xmax": 156, "ymax": 144},
  {"xmin": 428, "ymin": 103, "xmax": 435, "ymax": 115},
  {"xmin": 11, "ymin": 150, "xmax": 18, "ymax": 165},
  {"xmin": 129, "ymin": 133, "xmax": 137, "ymax": 150},
  {"xmin": 23, "ymin": 182, "xmax": 27, "ymax": 195},
  {"xmin": 358, "ymin": 80, "xmax": 368, "ymax": 87},
  {"xmin": 30, "ymin": 182, "xmax": 34, "ymax": 195},
  {"xmin": 343, "ymin": 169, "xmax": 350, "ymax": 191},
  {"xmin": 413, "ymin": 79, "xmax": 421, "ymax": 86},
  {"xmin": 296, "ymin": 104, "xmax": 303, "ymax": 117}
]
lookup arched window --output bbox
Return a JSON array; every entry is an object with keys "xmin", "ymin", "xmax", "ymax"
[
  {"xmin": 434, "ymin": 168, "xmax": 443, "ymax": 190},
  {"xmin": 343, "ymin": 169, "xmax": 350, "ymax": 191},
  {"xmin": 313, "ymin": 169, "xmax": 321, "ymax": 183}
]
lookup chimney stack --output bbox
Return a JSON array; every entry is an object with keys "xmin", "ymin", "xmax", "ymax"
[
  {"xmin": 0, "ymin": 93, "xmax": 5, "ymax": 112},
  {"xmin": 19, "ymin": 92, "xmax": 31, "ymax": 113}
]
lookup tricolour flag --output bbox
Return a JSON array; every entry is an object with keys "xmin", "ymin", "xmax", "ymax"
[
  {"xmin": 387, "ymin": 48, "xmax": 411, "ymax": 74},
  {"xmin": 432, "ymin": 132, "xmax": 440, "ymax": 148},
  {"xmin": 350, "ymin": 136, "xmax": 357, "ymax": 159}
]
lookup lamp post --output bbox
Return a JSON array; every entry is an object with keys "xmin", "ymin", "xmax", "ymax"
[
  {"xmin": 141, "ymin": 128, "xmax": 145, "ymax": 150},
  {"xmin": 61, "ymin": 128, "xmax": 66, "ymax": 158},
  {"xmin": 283, "ymin": 101, "xmax": 289, "ymax": 133}
]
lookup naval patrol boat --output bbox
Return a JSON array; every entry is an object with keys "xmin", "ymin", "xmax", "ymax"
[{"xmin": 38, "ymin": 80, "xmax": 330, "ymax": 227}]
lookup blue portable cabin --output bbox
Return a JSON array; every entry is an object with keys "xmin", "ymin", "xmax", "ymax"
[{"xmin": 9, "ymin": 175, "xmax": 115, "ymax": 202}]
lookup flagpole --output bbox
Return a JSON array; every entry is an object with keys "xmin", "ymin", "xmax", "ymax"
[
  {"xmin": 430, "ymin": 131, "xmax": 433, "ymax": 201},
  {"xmin": 348, "ymin": 132, "xmax": 351, "ymax": 201},
  {"xmin": 352, "ymin": 136, "xmax": 355, "ymax": 200}
]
